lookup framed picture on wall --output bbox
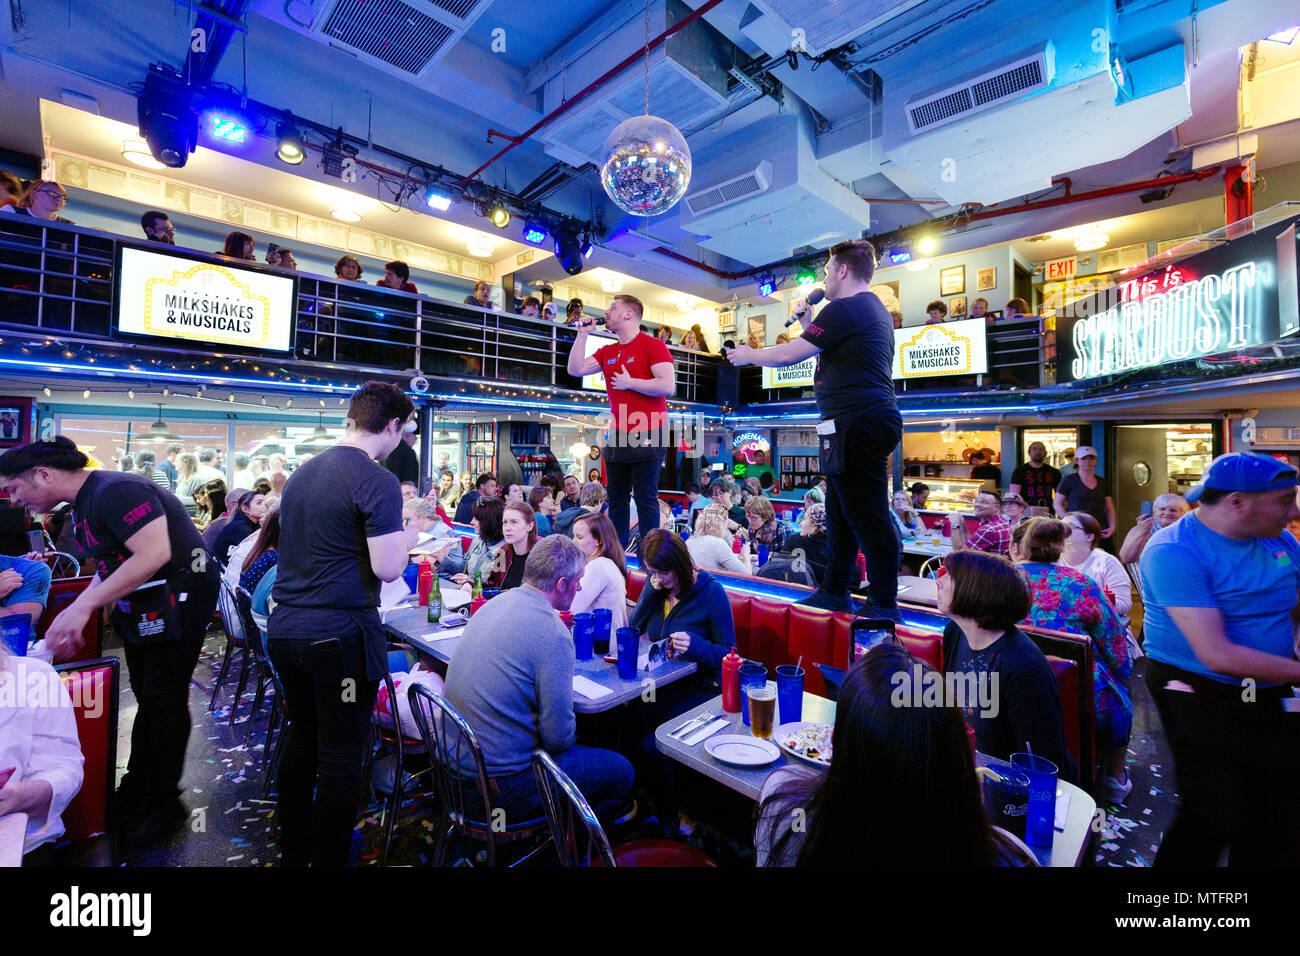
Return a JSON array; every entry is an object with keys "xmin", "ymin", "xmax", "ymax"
[
  {"xmin": 781, "ymin": 456, "xmax": 793, "ymax": 471},
  {"xmin": 949, "ymin": 296, "xmax": 967, "ymax": 317},
  {"xmin": 0, "ymin": 397, "xmax": 33, "ymax": 447},
  {"xmin": 939, "ymin": 265, "xmax": 965, "ymax": 296},
  {"xmin": 977, "ymin": 266, "xmax": 996, "ymax": 291}
]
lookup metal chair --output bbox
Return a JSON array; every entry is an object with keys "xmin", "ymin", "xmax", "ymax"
[
  {"xmin": 918, "ymin": 554, "xmax": 943, "ymax": 579},
  {"xmin": 1124, "ymin": 562, "xmax": 1145, "ymax": 646},
  {"xmin": 208, "ymin": 570, "xmax": 250, "ymax": 722},
  {"xmin": 407, "ymin": 683, "xmax": 548, "ymax": 867},
  {"xmin": 365, "ymin": 662, "xmax": 435, "ymax": 867},
  {"xmin": 531, "ymin": 750, "xmax": 716, "ymax": 868},
  {"xmin": 232, "ymin": 585, "xmax": 277, "ymax": 750}
]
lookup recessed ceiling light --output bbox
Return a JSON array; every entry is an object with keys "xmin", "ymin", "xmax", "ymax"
[
  {"xmin": 1074, "ymin": 233, "xmax": 1109, "ymax": 252},
  {"xmin": 329, "ymin": 198, "xmax": 363, "ymax": 223},
  {"xmin": 601, "ymin": 274, "xmax": 623, "ymax": 293},
  {"xmin": 122, "ymin": 138, "xmax": 166, "ymax": 169},
  {"xmin": 1024, "ymin": 234, "xmax": 1052, "ymax": 242},
  {"xmin": 467, "ymin": 235, "xmax": 494, "ymax": 258}
]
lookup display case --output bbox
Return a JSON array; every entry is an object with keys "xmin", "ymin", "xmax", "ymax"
[{"xmin": 906, "ymin": 476, "xmax": 989, "ymax": 513}]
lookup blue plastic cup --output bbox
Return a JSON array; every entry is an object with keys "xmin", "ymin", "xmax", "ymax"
[
  {"xmin": 775, "ymin": 664, "xmax": 804, "ymax": 725},
  {"xmin": 0, "ymin": 613, "xmax": 32, "ymax": 657},
  {"xmin": 402, "ymin": 562, "xmax": 420, "ymax": 594},
  {"xmin": 1011, "ymin": 753, "xmax": 1059, "ymax": 847},
  {"xmin": 615, "ymin": 627, "xmax": 639, "ymax": 680},
  {"xmin": 756, "ymin": 543, "xmax": 770, "ymax": 567},
  {"xmin": 680, "ymin": 529, "xmax": 690, "ymax": 542},
  {"xmin": 591, "ymin": 608, "xmax": 613, "ymax": 655},
  {"xmin": 739, "ymin": 662, "xmax": 767, "ymax": 726},
  {"xmin": 573, "ymin": 612, "xmax": 594, "ymax": 661},
  {"xmin": 981, "ymin": 765, "xmax": 1030, "ymax": 840}
]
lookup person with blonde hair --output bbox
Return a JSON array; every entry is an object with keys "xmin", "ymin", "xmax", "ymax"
[{"xmin": 687, "ymin": 503, "xmax": 749, "ymax": 574}]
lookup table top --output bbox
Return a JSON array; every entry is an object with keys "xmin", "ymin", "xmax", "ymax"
[
  {"xmin": 896, "ymin": 575, "xmax": 938, "ymax": 606},
  {"xmin": 0, "ymin": 812, "xmax": 28, "ymax": 868},
  {"xmin": 384, "ymin": 604, "xmax": 698, "ymax": 714},
  {"xmin": 655, "ymin": 692, "xmax": 1094, "ymax": 867},
  {"xmin": 902, "ymin": 535, "xmax": 952, "ymax": 557}
]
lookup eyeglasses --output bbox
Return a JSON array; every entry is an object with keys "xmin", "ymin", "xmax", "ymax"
[{"xmin": 34, "ymin": 188, "xmax": 67, "ymax": 205}]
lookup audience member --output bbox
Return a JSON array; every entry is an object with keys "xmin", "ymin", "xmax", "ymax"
[
  {"xmin": 0, "ymin": 550, "xmax": 53, "ymax": 623},
  {"xmin": 17, "ymin": 180, "xmax": 73, "ymax": 223},
  {"xmin": 936, "ymin": 549, "xmax": 1073, "ymax": 778},
  {"xmin": 464, "ymin": 280, "xmax": 491, "ymax": 308},
  {"xmin": 443, "ymin": 535, "xmax": 634, "ymax": 824},
  {"xmin": 231, "ymin": 453, "xmax": 256, "ymax": 491},
  {"xmin": 709, "ymin": 474, "xmax": 746, "ymax": 530},
  {"xmin": 1010, "ymin": 517, "xmax": 1132, "ymax": 801},
  {"xmin": 1140, "ymin": 453, "xmax": 1300, "ymax": 864},
  {"xmin": 565, "ymin": 298, "xmax": 584, "ymax": 327},
  {"xmin": 949, "ymin": 491, "xmax": 1012, "ymax": 556},
  {"xmin": 158, "ymin": 443, "xmax": 182, "ymax": 490},
  {"xmin": 1060, "ymin": 511, "xmax": 1132, "ymax": 621},
  {"xmin": 238, "ymin": 508, "xmax": 281, "ymax": 596},
  {"xmin": 569, "ymin": 512, "xmax": 629, "ymax": 628},
  {"xmin": 442, "ymin": 497, "xmax": 506, "ymax": 582},
  {"xmin": 378, "ymin": 260, "xmax": 417, "ymax": 293},
  {"xmin": 195, "ymin": 479, "xmax": 228, "ymax": 533},
  {"xmin": 222, "ymin": 231, "xmax": 255, "ymax": 260},
  {"xmin": 213, "ymin": 490, "xmax": 268, "ymax": 565},
  {"xmin": 656, "ymin": 325, "xmax": 675, "ymax": 344},
  {"xmin": 334, "ymin": 255, "xmax": 363, "ymax": 281},
  {"xmin": 1003, "ymin": 298, "xmax": 1032, "ymax": 320},
  {"xmin": 1118, "ymin": 493, "xmax": 1189, "ymax": 564},
  {"xmin": 910, "ymin": 482, "xmax": 930, "ymax": 509},
  {"xmin": 269, "ymin": 248, "xmax": 298, "ymax": 270},
  {"xmin": 687, "ymin": 504, "xmax": 749, "ymax": 574},
  {"xmin": 0, "ymin": 169, "xmax": 26, "ymax": 209},
  {"xmin": 400, "ymin": 482, "xmax": 417, "ymax": 501},
  {"xmin": 436, "ymin": 470, "xmax": 461, "ymax": 511},
  {"xmin": 968, "ymin": 450, "xmax": 1001, "ymax": 486},
  {"xmin": 890, "ymin": 490, "xmax": 920, "ymax": 541},
  {"xmin": 528, "ymin": 486, "xmax": 558, "ymax": 536},
  {"xmin": 771, "ymin": 502, "xmax": 836, "ymax": 588},
  {"xmin": 925, "ymin": 300, "xmax": 947, "ymax": 325},
  {"xmin": 755, "ymin": 643, "xmax": 1030, "ymax": 866},
  {"xmin": 969, "ymin": 298, "xmax": 989, "ymax": 320},
  {"xmin": 1009, "ymin": 441, "xmax": 1061, "ymax": 509},
  {"xmin": 558, "ymin": 474, "xmax": 582, "ymax": 512},
  {"xmin": 133, "ymin": 449, "xmax": 170, "ymax": 489},
  {"xmin": 1000, "ymin": 492, "xmax": 1028, "ymax": 527},
  {"xmin": 141, "ymin": 210, "xmax": 175, "ymax": 244},
  {"xmin": 1053, "ymin": 446, "xmax": 1114, "ymax": 544},
  {"xmin": 744, "ymin": 495, "xmax": 789, "ymax": 552},
  {"xmin": 453, "ymin": 472, "xmax": 498, "ymax": 525},
  {"xmin": 519, "ymin": 296, "xmax": 541, "ymax": 318},
  {"xmin": 553, "ymin": 481, "xmax": 606, "ymax": 538}
]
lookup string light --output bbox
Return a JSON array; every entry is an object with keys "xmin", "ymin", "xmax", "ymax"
[
  {"xmin": 43, "ymin": 387, "xmax": 51, "ymax": 397},
  {"xmin": 82, "ymin": 389, "xmax": 90, "ymax": 398}
]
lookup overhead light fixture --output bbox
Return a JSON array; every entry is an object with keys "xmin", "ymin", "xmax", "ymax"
[
  {"xmin": 675, "ymin": 296, "xmax": 696, "ymax": 313},
  {"xmin": 796, "ymin": 266, "xmax": 817, "ymax": 286},
  {"xmin": 320, "ymin": 132, "xmax": 358, "ymax": 179},
  {"xmin": 481, "ymin": 200, "xmax": 510, "ymax": 229},
  {"xmin": 569, "ymin": 432, "xmax": 591, "ymax": 460},
  {"xmin": 311, "ymin": 412, "xmax": 330, "ymax": 440},
  {"xmin": 136, "ymin": 68, "xmax": 198, "ymax": 168},
  {"xmin": 917, "ymin": 236, "xmax": 937, "ymax": 255},
  {"xmin": 757, "ymin": 273, "xmax": 776, "ymax": 297},
  {"xmin": 522, "ymin": 221, "xmax": 548, "ymax": 245},
  {"xmin": 437, "ymin": 429, "xmax": 451, "ymax": 442},
  {"xmin": 121, "ymin": 138, "xmax": 166, "ymax": 169},
  {"xmin": 467, "ymin": 234, "xmax": 495, "ymax": 258},
  {"xmin": 425, "ymin": 187, "xmax": 454, "ymax": 212},
  {"xmin": 42, "ymin": 387, "xmax": 51, "ymax": 397},
  {"xmin": 600, "ymin": 274, "xmax": 623, "ymax": 293},
  {"xmin": 1074, "ymin": 232, "xmax": 1109, "ymax": 252},
  {"xmin": 553, "ymin": 222, "xmax": 586, "ymax": 276},
  {"xmin": 275, "ymin": 120, "xmax": 305, "ymax": 165},
  {"xmin": 581, "ymin": 234, "xmax": 595, "ymax": 258},
  {"xmin": 905, "ymin": 258, "xmax": 932, "ymax": 271},
  {"xmin": 207, "ymin": 112, "xmax": 248, "ymax": 145},
  {"xmin": 143, "ymin": 404, "xmax": 179, "ymax": 442},
  {"xmin": 329, "ymin": 197, "xmax": 363, "ymax": 223}
]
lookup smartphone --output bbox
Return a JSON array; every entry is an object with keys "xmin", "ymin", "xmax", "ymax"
[
  {"xmin": 851, "ymin": 618, "xmax": 898, "ymax": 663},
  {"xmin": 1140, "ymin": 501, "xmax": 1153, "ymax": 518},
  {"xmin": 27, "ymin": 529, "xmax": 45, "ymax": 553},
  {"xmin": 265, "ymin": 243, "xmax": 280, "ymax": 262}
]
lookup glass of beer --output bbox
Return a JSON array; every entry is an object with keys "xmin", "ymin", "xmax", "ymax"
[{"xmin": 747, "ymin": 684, "xmax": 777, "ymax": 739}]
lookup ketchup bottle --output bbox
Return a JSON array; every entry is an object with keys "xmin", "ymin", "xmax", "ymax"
[
  {"xmin": 721, "ymin": 647, "xmax": 743, "ymax": 713},
  {"xmin": 417, "ymin": 558, "xmax": 433, "ymax": 607},
  {"xmin": 732, "ymin": 534, "xmax": 743, "ymax": 555},
  {"xmin": 1102, "ymin": 586, "xmax": 1116, "ymax": 609},
  {"xmin": 942, "ymin": 516, "xmax": 952, "ymax": 538}
]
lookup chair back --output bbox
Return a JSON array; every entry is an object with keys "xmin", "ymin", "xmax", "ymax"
[
  {"xmin": 407, "ymin": 683, "xmax": 500, "ymax": 861},
  {"xmin": 38, "ymin": 575, "xmax": 103, "ymax": 664},
  {"xmin": 232, "ymin": 584, "xmax": 268, "ymax": 665},
  {"xmin": 54, "ymin": 657, "xmax": 120, "ymax": 841},
  {"xmin": 530, "ymin": 750, "xmax": 617, "ymax": 868},
  {"xmin": 216, "ymin": 575, "xmax": 244, "ymax": 646}
]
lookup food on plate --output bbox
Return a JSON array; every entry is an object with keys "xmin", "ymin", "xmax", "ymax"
[{"xmin": 781, "ymin": 723, "xmax": 833, "ymax": 765}]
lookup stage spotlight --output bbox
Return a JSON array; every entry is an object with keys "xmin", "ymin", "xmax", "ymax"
[
  {"xmin": 136, "ymin": 69, "xmax": 198, "ymax": 168},
  {"xmin": 275, "ymin": 121, "xmax": 305, "ymax": 165}
]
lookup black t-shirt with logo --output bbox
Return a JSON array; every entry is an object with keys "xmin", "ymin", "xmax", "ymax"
[
  {"xmin": 1009, "ymin": 462, "xmax": 1062, "ymax": 507},
  {"xmin": 970, "ymin": 463, "xmax": 1002, "ymax": 484},
  {"xmin": 71, "ymin": 471, "xmax": 208, "ymax": 581},
  {"xmin": 799, "ymin": 291, "xmax": 899, "ymax": 423}
]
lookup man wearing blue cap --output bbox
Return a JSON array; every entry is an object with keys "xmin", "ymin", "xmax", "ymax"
[{"xmin": 1140, "ymin": 452, "xmax": 1300, "ymax": 866}]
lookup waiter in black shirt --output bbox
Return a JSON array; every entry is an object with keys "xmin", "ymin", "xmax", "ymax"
[
  {"xmin": 0, "ymin": 436, "xmax": 220, "ymax": 851},
  {"xmin": 727, "ymin": 239, "xmax": 904, "ymax": 620}
]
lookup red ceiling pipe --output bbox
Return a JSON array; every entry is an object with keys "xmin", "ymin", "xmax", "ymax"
[
  {"xmin": 655, "ymin": 166, "xmax": 1223, "ymax": 280},
  {"xmin": 457, "ymin": 0, "xmax": 731, "ymax": 186}
]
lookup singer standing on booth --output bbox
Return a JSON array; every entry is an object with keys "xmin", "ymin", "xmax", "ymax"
[
  {"xmin": 726, "ymin": 239, "xmax": 903, "ymax": 619},
  {"xmin": 567, "ymin": 294, "xmax": 675, "ymax": 549}
]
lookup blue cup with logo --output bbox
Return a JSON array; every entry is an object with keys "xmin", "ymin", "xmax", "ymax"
[
  {"xmin": 572, "ymin": 612, "xmax": 594, "ymax": 661},
  {"xmin": 615, "ymin": 627, "xmax": 639, "ymax": 680},
  {"xmin": 981, "ymin": 764, "xmax": 1030, "ymax": 840},
  {"xmin": 739, "ymin": 662, "xmax": 767, "ymax": 726},
  {"xmin": 1011, "ymin": 753, "xmax": 1058, "ymax": 847},
  {"xmin": 0, "ymin": 613, "xmax": 33, "ymax": 657},
  {"xmin": 591, "ymin": 608, "xmax": 613, "ymax": 655}
]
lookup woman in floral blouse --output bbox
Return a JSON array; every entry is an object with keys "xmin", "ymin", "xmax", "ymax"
[{"xmin": 1010, "ymin": 517, "xmax": 1134, "ymax": 806}]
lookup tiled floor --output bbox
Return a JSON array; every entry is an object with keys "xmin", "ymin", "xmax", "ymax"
[{"xmin": 111, "ymin": 626, "xmax": 1180, "ymax": 866}]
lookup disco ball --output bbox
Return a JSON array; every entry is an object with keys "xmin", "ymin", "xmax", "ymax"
[{"xmin": 599, "ymin": 115, "xmax": 692, "ymax": 217}]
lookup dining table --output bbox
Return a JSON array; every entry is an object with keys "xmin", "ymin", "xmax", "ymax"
[{"xmin": 655, "ymin": 688, "xmax": 1096, "ymax": 867}]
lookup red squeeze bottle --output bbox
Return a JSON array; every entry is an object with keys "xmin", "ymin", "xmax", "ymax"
[
  {"xmin": 721, "ymin": 647, "xmax": 743, "ymax": 713},
  {"xmin": 732, "ymin": 535, "xmax": 743, "ymax": 555},
  {"xmin": 417, "ymin": 558, "xmax": 433, "ymax": 607},
  {"xmin": 942, "ymin": 516, "xmax": 952, "ymax": 537}
]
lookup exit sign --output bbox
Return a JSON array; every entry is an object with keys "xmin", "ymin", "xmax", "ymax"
[{"xmin": 1045, "ymin": 257, "xmax": 1077, "ymax": 281}]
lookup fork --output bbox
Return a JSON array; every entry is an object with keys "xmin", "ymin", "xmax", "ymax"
[{"xmin": 669, "ymin": 711, "xmax": 715, "ymax": 739}]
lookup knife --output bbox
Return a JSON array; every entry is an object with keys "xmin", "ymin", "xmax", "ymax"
[{"xmin": 668, "ymin": 711, "xmax": 714, "ymax": 739}]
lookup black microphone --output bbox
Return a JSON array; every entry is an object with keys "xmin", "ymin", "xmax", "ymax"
[{"xmin": 785, "ymin": 288, "xmax": 825, "ymax": 327}]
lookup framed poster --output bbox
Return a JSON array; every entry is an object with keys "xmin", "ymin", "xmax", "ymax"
[
  {"xmin": 781, "ymin": 456, "xmax": 793, "ymax": 471},
  {"xmin": 977, "ymin": 266, "xmax": 996, "ymax": 291},
  {"xmin": 939, "ymin": 265, "xmax": 965, "ymax": 296},
  {"xmin": 949, "ymin": 295, "xmax": 967, "ymax": 317},
  {"xmin": 0, "ymin": 397, "xmax": 33, "ymax": 447},
  {"xmin": 746, "ymin": 315, "xmax": 766, "ymax": 348}
]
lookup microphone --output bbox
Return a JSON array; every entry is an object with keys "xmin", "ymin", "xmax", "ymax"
[{"xmin": 785, "ymin": 288, "xmax": 825, "ymax": 327}]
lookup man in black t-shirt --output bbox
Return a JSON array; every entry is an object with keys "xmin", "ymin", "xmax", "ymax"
[
  {"xmin": 968, "ymin": 451, "xmax": 1002, "ymax": 488},
  {"xmin": 0, "ymin": 436, "xmax": 220, "ymax": 854},
  {"xmin": 268, "ymin": 381, "xmax": 420, "ymax": 867},
  {"xmin": 382, "ymin": 428, "xmax": 420, "ymax": 486},
  {"xmin": 1008, "ymin": 441, "xmax": 1061, "ymax": 508},
  {"xmin": 727, "ymin": 239, "xmax": 903, "ymax": 620}
]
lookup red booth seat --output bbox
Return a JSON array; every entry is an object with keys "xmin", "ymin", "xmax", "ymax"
[
  {"xmin": 54, "ymin": 656, "xmax": 120, "ymax": 866},
  {"xmin": 38, "ymin": 575, "xmax": 104, "ymax": 665}
]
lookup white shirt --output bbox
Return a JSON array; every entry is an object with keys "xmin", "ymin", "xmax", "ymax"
[
  {"xmin": 195, "ymin": 465, "xmax": 224, "ymax": 484},
  {"xmin": 0, "ymin": 656, "xmax": 85, "ymax": 854},
  {"xmin": 687, "ymin": 534, "xmax": 748, "ymax": 575},
  {"xmin": 569, "ymin": 555, "xmax": 628, "ymax": 628},
  {"xmin": 232, "ymin": 468, "xmax": 257, "ymax": 491},
  {"xmin": 1061, "ymin": 548, "xmax": 1132, "ymax": 617}
]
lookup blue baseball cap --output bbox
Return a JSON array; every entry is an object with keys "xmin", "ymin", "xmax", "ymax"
[{"xmin": 1184, "ymin": 452, "xmax": 1299, "ymax": 503}]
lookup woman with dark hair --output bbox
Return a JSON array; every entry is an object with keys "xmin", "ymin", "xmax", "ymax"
[
  {"xmin": 1011, "ymin": 517, "xmax": 1133, "ymax": 801},
  {"xmin": 755, "ymin": 643, "xmax": 1034, "ymax": 866},
  {"xmin": 474, "ymin": 501, "xmax": 537, "ymax": 592},
  {"xmin": 333, "ymin": 254, "xmax": 363, "ymax": 281},
  {"xmin": 212, "ymin": 490, "xmax": 269, "ymax": 564},
  {"xmin": 570, "ymin": 511, "xmax": 628, "ymax": 628},
  {"xmin": 937, "ymin": 549, "xmax": 1073, "ymax": 779},
  {"xmin": 197, "ymin": 478, "xmax": 228, "ymax": 535},
  {"xmin": 222, "ymin": 231, "xmax": 255, "ymax": 261},
  {"xmin": 527, "ymin": 485, "xmax": 558, "ymax": 536},
  {"xmin": 239, "ymin": 508, "xmax": 281, "ymax": 594},
  {"xmin": 443, "ymin": 496, "xmax": 506, "ymax": 582}
]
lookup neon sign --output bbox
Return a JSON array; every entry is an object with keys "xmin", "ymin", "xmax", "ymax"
[
  {"xmin": 1070, "ymin": 261, "xmax": 1263, "ymax": 379},
  {"xmin": 732, "ymin": 430, "xmax": 771, "ymax": 465}
]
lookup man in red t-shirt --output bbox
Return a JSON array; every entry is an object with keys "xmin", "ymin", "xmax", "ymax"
[{"xmin": 567, "ymin": 294, "xmax": 675, "ymax": 547}]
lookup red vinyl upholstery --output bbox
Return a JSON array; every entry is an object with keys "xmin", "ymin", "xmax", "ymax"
[
  {"xmin": 55, "ymin": 657, "xmax": 120, "ymax": 850},
  {"xmin": 1046, "ymin": 656, "xmax": 1081, "ymax": 771},
  {"xmin": 610, "ymin": 838, "xmax": 716, "ymax": 867},
  {"xmin": 38, "ymin": 576, "xmax": 103, "ymax": 665},
  {"xmin": 745, "ymin": 597, "xmax": 790, "ymax": 675},
  {"xmin": 627, "ymin": 568, "xmax": 646, "ymax": 603}
]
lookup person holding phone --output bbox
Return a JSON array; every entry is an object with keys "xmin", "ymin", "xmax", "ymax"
[
  {"xmin": 268, "ymin": 382, "xmax": 421, "ymax": 867},
  {"xmin": 0, "ymin": 436, "xmax": 221, "ymax": 855},
  {"xmin": 1118, "ymin": 493, "xmax": 1189, "ymax": 564}
]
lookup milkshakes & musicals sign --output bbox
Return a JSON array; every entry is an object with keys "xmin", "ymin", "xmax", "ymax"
[{"xmin": 893, "ymin": 317, "xmax": 989, "ymax": 379}]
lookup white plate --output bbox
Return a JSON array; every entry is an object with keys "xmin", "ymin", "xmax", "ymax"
[
  {"xmin": 704, "ymin": 734, "xmax": 780, "ymax": 767},
  {"xmin": 775, "ymin": 721, "xmax": 834, "ymax": 769}
]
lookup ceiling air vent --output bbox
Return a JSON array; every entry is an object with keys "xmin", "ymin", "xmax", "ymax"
[
  {"xmin": 684, "ymin": 161, "xmax": 773, "ymax": 217},
  {"xmin": 906, "ymin": 51, "xmax": 1050, "ymax": 134},
  {"xmin": 312, "ymin": 0, "xmax": 493, "ymax": 79}
]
